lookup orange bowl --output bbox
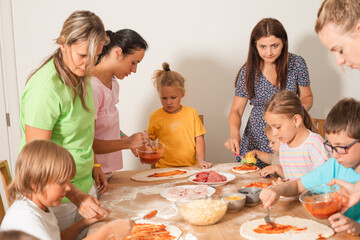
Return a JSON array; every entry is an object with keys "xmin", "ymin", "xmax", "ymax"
[
  {"xmin": 299, "ymin": 184, "xmax": 341, "ymax": 219},
  {"xmin": 136, "ymin": 141, "xmax": 165, "ymax": 164}
]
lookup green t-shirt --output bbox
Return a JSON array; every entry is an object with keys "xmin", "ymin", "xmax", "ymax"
[{"xmin": 20, "ymin": 59, "xmax": 95, "ymax": 203}]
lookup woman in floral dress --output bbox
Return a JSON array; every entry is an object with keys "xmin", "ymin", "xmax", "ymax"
[{"xmin": 225, "ymin": 18, "xmax": 313, "ymax": 168}]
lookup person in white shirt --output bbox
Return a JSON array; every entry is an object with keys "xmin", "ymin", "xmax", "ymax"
[{"xmin": 0, "ymin": 140, "xmax": 133, "ymax": 240}]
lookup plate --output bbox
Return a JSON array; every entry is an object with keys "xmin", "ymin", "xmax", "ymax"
[
  {"xmin": 132, "ymin": 220, "xmax": 182, "ymax": 240},
  {"xmin": 160, "ymin": 185, "xmax": 216, "ymax": 201},
  {"xmin": 188, "ymin": 172, "xmax": 236, "ymax": 187}
]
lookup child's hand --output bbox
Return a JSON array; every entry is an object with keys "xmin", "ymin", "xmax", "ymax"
[
  {"xmin": 259, "ymin": 187, "xmax": 280, "ymax": 209},
  {"xmin": 329, "ymin": 213, "xmax": 360, "ymax": 235},
  {"xmin": 259, "ymin": 165, "xmax": 275, "ymax": 178},
  {"xmin": 197, "ymin": 160, "xmax": 213, "ymax": 169}
]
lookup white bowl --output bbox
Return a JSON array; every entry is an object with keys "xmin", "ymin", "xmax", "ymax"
[
  {"xmin": 188, "ymin": 172, "xmax": 236, "ymax": 187},
  {"xmin": 176, "ymin": 198, "xmax": 228, "ymax": 226}
]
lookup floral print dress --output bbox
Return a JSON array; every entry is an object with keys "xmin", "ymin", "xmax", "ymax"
[{"xmin": 235, "ymin": 53, "xmax": 310, "ymax": 168}]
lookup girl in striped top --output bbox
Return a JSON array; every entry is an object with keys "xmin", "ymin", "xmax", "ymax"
[{"xmin": 264, "ymin": 91, "xmax": 329, "ymax": 180}]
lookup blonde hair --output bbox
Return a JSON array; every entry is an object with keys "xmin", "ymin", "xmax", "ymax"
[
  {"xmin": 8, "ymin": 140, "xmax": 76, "ymax": 202},
  {"xmin": 315, "ymin": 0, "xmax": 360, "ymax": 34},
  {"xmin": 152, "ymin": 62, "xmax": 185, "ymax": 93},
  {"xmin": 264, "ymin": 91, "xmax": 317, "ymax": 132},
  {"xmin": 27, "ymin": 10, "xmax": 109, "ymax": 111}
]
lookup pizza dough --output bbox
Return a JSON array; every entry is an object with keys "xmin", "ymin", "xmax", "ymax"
[
  {"xmin": 240, "ymin": 216, "xmax": 334, "ymax": 240},
  {"xmin": 232, "ymin": 164, "xmax": 259, "ymax": 174},
  {"xmin": 129, "ymin": 220, "xmax": 182, "ymax": 240},
  {"xmin": 131, "ymin": 168, "xmax": 196, "ymax": 182}
]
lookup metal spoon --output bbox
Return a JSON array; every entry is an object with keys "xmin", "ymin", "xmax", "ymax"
[{"xmin": 264, "ymin": 208, "xmax": 276, "ymax": 228}]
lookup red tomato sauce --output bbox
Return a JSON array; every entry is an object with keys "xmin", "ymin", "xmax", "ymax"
[
  {"xmin": 253, "ymin": 224, "xmax": 307, "ymax": 234},
  {"xmin": 304, "ymin": 193, "xmax": 341, "ymax": 219}
]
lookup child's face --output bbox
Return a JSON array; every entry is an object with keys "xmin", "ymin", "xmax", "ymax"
[
  {"xmin": 264, "ymin": 112, "xmax": 298, "ymax": 144},
  {"xmin": 159, "ymin": 86, "xmax": 184, "ymax": 113},
  {"xmin": 326, "ymin": 131, "xmax": 360, "ymax": 172},
  {"xmin": 266, "ymin": 132, "xmax": 280, "ymax": 155},
  {"xmin": 32, "ymin": 179, "xmax": 71, "ymax": 211}
]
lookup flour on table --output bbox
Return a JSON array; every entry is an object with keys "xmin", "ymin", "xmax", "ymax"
[{"xmin": 240, "ymin": 216, "xmax": 334, "ymax": 240}]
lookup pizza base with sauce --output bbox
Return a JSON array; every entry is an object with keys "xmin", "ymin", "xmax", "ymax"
[
  {"xmin": 131, "ymin": 168, "xmax": 196, "ymax": 182},
  {"xmin": 125, "ymin": 221, "xmax": 182, "ymax": 240},
  {"xmin": 240, "ymin": 216, "xmax": 334, "ymax": 240},
  {"xmin": 232, "ymin": 164, "xmax": 259, "ymax": 174}
]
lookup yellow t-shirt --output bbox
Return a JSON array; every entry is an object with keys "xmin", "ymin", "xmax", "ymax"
[{"xmin": 147, "ymin": 106, "xmax": 206, "ymax": 168}]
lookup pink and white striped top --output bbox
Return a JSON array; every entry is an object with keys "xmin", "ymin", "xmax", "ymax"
[{"xmin": 279, "ymin": 131, "xmax": 329, "ymax": 180}]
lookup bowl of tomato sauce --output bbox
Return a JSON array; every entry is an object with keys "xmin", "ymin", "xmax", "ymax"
[
  {"xmin": 299, "ymin": 184, "xmax": 341, "ymax": 219},
  {"xmin": 136, "ymin": 141, "xmax": 165, "ymax": 164}
]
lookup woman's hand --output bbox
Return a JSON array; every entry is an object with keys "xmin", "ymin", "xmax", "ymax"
[
  {"xmin": 329, "ymin": 213, "xmax": 360, "ymax": 235},
  {"xmin": 92, "ymin": 166, "xmax": 108, "ymax": 194},
  {"xmin": 328, "ymin": 179, "xmax": 360, "ymax": 213},
  {"xmin": 197, "ymin": 160, "xmax": 213, "ymax": 169},
  {"xmin": 125, "ymin": 132, "xmax": 150, "ymax": 149},
  {"xmin": 224, "ymin": 135, "xmax": 241, "ymax": 156}
]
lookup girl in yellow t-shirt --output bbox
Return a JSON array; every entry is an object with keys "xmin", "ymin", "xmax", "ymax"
[{"xmin": 147, "ymin": 62, "xmax": 213, "ymax": 169}]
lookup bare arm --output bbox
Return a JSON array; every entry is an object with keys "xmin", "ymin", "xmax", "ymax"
[
  {"xmin": 260, "ymin": 179, "xmax": 306, "ymax": 208},
  {"xmin": 25, "ymin": 125, "xmax": 52, "ymax": 142},
  {"xmin": 298, "ymin": 86, "xmax": 313, "ymax": 111},
  {"xmin": 195, "ymin": 135, "xmax": 212, "ymax": 168},
  {"xmin": 93, "ymin": 121, "xmax": 149, "ymax": 154},
  {"xmin": 249, "ymin": 150, "xmax": 271, "ymax": 164},
  {"xmin": 84, "ymin": 219, "xmax": 133, "ymax": 240},
  {"xmin": 224, "ymin": 96, "xmax": 248, "ymax": 155}
]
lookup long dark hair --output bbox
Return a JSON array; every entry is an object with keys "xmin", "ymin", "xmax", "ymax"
[
  {"xmin": 236, "ymin": 18, "xmax": 289, "ymax": 98},
  {"xmin": 96, "ymin": 29, "xmax": 148, "ymax": 64}
]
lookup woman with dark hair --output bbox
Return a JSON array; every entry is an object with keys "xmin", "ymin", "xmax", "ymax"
[
  {"xmin": 91, "ymin": 29, "xmax": 149, "ymax": 180},
  {"xmin": 225, "ymin": 18, "xmax": 313, "ymax": 168}
]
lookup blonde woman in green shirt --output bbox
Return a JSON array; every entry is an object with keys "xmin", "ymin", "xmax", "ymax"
[{"xmin": 20, "ymin": 10, "xmax": 116, "ymax": 232}]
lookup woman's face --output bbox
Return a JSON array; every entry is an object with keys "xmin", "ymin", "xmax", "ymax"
[
  {"xmin": 256, "ymin": 35, "xmax": 284, "ymax": 65},
  {"xmin": 113, "ymin": 48, "xmax": 145, "ymax": 80},
  {"xmin": 318, "ymin": 22, "xmax": 360, "ymax": 70},
  {"xmin": 61, "ymin": 40, "xmax": 104, "ymax": 77}
]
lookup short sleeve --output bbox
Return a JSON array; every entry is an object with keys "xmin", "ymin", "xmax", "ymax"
[
  {"xmin": 308, "ymin": 134, "xmax": 329, "ymax": 167},
  {"xmin": 235, "ymin": 66, "xmax": 250, "ymax": 98},
  {"xmin": 22, "ymin": 87, "xmax": 61, "ymax": 131},
  {"xmin": 91, "ymin": 80, "xmax": 102, "ymax": 120},
  {"xmin": 294, "ymin": 55, "xmax": 310, "ymax": 87},
  {"xmin": 301, "ymin": 158, "xmax": 335, "ymax": 189}
]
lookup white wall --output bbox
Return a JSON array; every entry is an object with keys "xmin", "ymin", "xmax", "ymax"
[{"xmin": 10, "ymin": 0, "xmax": 360, "ymax": 170}]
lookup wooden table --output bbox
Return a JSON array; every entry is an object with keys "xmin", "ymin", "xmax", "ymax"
[{"xmin": 88, "ymin": 163, "xmax": 359, "ymax": 240}]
